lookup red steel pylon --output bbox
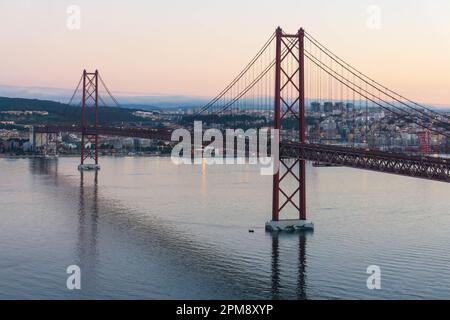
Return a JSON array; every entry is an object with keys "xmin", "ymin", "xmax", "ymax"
[
  {"xmin": 418, "ymin": 130, "xmax": 431, "ymax": 155},
  {"xmin": 272, "ymin": 27, "xmax": 307, "ymax": 221},
  {"xmin": 80, "ymin": 70, "xmax": 99, "ymax": 166}
]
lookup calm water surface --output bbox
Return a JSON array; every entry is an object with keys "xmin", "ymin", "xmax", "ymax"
[{"xmin": 0, "ymin": 157, "xmax": 449, "ymax": 299}]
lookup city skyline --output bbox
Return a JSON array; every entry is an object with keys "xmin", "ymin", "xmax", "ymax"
[{"xmin": 1, "ymin": 0, "xmax": 450, "ymax": 106}]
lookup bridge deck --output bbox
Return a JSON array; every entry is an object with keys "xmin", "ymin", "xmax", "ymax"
[
  {"xmin": 34, "ymin": 125, "xmax": 172, "ymax": 140},
  {"xmin": 34, "ymin": 125, "xmax": 450, "ymax": 183},
  {"xmin": 281, "ymin": 142, "xmax": 450, "ymax": 183}
]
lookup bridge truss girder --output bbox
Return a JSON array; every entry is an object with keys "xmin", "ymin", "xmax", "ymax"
[{"xmin": 281, "ymin": 142, "xmax": 450, "ymax": 183}]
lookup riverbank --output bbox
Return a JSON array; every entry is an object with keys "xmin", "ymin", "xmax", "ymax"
[{"xmin": 0, "ymin": 153, "xmax": 170, "ymax": 159}]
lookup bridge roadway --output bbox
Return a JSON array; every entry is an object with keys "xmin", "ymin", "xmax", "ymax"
[
  {"xmin": 34, "ymin": 125, "xmax": 173, "ymax": 141},
  {"xmin": 281, "ymin": 142, "xmax": 450, "ymax": 183},
  {"xmin": 34, "ymin": 125, "xmax": 450, "ymax": 183}
]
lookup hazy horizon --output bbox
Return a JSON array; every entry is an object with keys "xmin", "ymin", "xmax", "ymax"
[{"xmin": 1, "ymin": 82, "xmax": 450, "ymax": 111}]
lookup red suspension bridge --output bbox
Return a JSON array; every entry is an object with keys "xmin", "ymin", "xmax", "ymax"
[{"xmin": 34, "ymin": 27, "xmax": 450, "ymax": 231}]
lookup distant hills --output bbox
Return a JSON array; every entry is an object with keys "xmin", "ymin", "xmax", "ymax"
[
  {"xmin": 1, "ymin": 84, "xmax": 449, "ymax": 113},
  {"xmin": 0, "ymin": 96, "xmax": 151, "ymax": 126},
  {"xmin": 0, "ymin": 84, "xmax": 209, "ymax": 110}
]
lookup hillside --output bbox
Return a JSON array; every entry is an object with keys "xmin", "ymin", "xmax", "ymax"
[{"xmin": 0, "ymin": 96, "xmax": 152, "ymax": 126}]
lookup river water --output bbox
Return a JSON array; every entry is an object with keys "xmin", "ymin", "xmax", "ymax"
[{"xmin": 0, "ymin": 157, "xmax": 449, "ymax": 299}]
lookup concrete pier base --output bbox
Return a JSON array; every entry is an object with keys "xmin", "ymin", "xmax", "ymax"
[
  {"xmin": 78, "ymin": 164, "xmax": 101, "ymax": 171},
  {"xmin": 265, "ymin": 219, "xmax": 314, "ymax": 232}
]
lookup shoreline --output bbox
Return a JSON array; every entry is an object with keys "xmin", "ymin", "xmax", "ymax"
[{"xmin": 0, "ymin": 154, "xmax": 172, "ymax": 159}]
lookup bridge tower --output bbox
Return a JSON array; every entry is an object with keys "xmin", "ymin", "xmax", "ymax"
[
  {"xmin": 78, "ymin": 70, "xmax": 101, "ymax": 171},
  {"xmin": 418, "ymin": 130, "xmax": 431, "ymax": 155},
  {"xmin": 265, "ymin": 27, "xmax": 314, "ymax": 231}
]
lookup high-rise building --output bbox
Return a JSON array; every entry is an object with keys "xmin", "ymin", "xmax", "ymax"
[
  {"xmin": 324, "ymin": 102, "xmax": 333, "ymax": 113},
  {"xmin": 311, "ymin": 102, "xmax": 321, "ymax": 112}
]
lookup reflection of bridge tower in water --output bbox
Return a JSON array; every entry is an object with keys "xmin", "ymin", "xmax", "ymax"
[
  {"xmin": 76, "ymin": 171, "xmax": 100, "ymax": 290},
  {"xmin": 271, "ymin": 231, "xmax": 310, "ymax": 299}
]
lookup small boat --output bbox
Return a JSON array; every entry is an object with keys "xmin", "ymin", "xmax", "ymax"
[
  {"xmin": 78, "ymin": 164, "xmax": 101, "ymax": 171},
  {"xmin": 312, "ymin": 161, "xmax": 341, "ymax": 167}
]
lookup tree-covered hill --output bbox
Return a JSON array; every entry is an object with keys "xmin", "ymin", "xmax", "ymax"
[{"xmin": 0, "ymin": 96, "xmax": 150, "ymax": 126}]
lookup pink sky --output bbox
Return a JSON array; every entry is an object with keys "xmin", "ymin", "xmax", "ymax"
[{"xmin": 0, "ymin": 0, "xmax": 450, "ymax": 105}]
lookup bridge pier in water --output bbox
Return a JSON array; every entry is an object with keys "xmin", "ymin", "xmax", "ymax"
[
  {"xmin": 265, "ymin": 27, "xmax": 314, "ymax": 232},
  {"xmin": 78, "ymin": 70, "xmax": 101, "ymax": 172}
]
